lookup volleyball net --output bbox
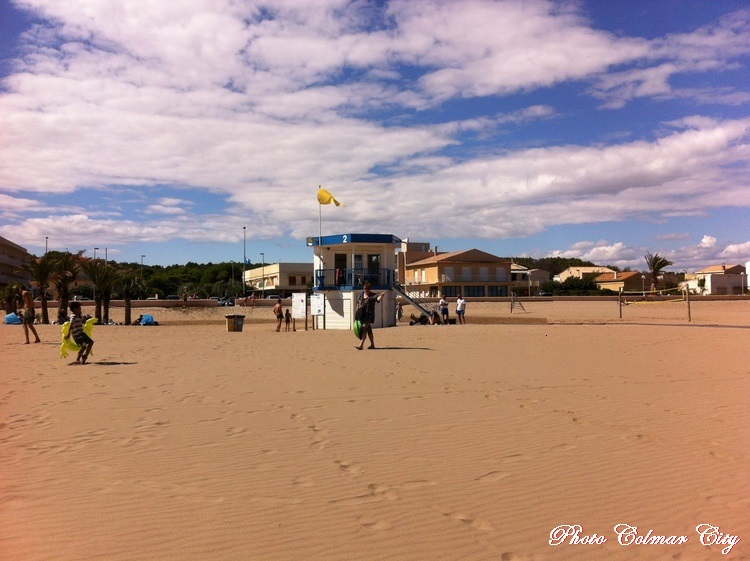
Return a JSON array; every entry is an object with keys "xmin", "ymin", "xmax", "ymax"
[{"xmin": 618, "ymin": 286, "xmax": 692, "ymax": 321}]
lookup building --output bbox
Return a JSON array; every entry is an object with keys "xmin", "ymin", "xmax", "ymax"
[
  {"xmin": 684, "ymin": 264, "xmax": 747, "ymax": 295},
  {"xmin": 556, "ymin": 266, "xmax": 614, "ymax": 283},
  {"xmin": 244, "ymin": 262, "xmax": 313, "ymax": 298},
  {"xmin": 595, "ymin": 271, "xmax": 653, "ymax": 293},
  {"xmin": 308, "ymin": 233, "xmax": 401, "ymax": 330},
  {"xmin": 402, "ymin": 248, "xmax": 513, "ymax": 298},
  {"xmin": 510, "ymin": 263, "xmax": 550, "ymax": 296},
  {"xmin": 0, "ymin": 236, "xmax": 32, "ymax": 288}
]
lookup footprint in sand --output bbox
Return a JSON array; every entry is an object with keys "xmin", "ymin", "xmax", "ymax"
[
  {"xmin": 335, "ymin": 460, "xmax": 364, "ymax": 476},
  {"xmin": 359, "ymin": 518, "xmax": 392, "ymax": 531},
  {"xmin": 293, "ymin": 475, "xmax": 315, "ymax": 488},
  {"xmin": 550, "ymin": 443, "xmax": 577, "ymax": 452},
  {"xmin": 442, "ymin": 511, "xmax": 494, "ymax": 531},
  {"xmin": 475, "ymin": 470, "xmax": 512, "ymax": 482},
  {"xmin": 709, "ymin": 449, "xmax": 733, "ymax": 460},
  {"xmin": 330, "ymin": 483, "xmax": 398, "ymax": 505}
]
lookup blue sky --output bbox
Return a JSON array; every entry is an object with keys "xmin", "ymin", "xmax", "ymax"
[{"xmin": 1, "ymin": 0, "xmax": 749, "ymax": 271}]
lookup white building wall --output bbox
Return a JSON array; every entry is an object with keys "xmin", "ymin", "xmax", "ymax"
[{"xmin": 318, "ymin": 290, "xmax": 394, "ymax": 329}]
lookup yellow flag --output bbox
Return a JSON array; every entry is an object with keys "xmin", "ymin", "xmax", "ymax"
[{"xmin": 317, "ymin": 187, "xmax": 344, "ymax": 207}]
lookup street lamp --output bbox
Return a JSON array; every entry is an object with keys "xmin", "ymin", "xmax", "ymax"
[
  {"xmin": 243, "ymin": 227, "xmax": 247, "ymax": 298},
  {"xmin": 92, "ymin": 247, "xmax": 100, "ymax": 303},
  {"xmin": 260, "ymin": 252, "xmax": 265, "ymax": 298},
  {"xmin": 141, "ymin": 255, "xmax": 146, "ymax": 279},
  {"xmin": 641, "ymin": 274, "xmax": 645, "ymax": 297},
  {"xmin": 45, "ymin": 236, "xmax": 48, "ymax": 255}
]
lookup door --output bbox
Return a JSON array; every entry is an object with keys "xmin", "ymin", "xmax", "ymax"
[
  {"xmin": 334, "ymin": 253, "xmax": 348, "ymax": 285},
  {"xmin": 367, "ymin": 254, "xmax": 380, "ymax": 285}
]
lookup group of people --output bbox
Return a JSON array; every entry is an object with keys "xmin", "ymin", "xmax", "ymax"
[
  {"xmin": 406, "ymin": 294, "xmax": 467, "ymax": 326},
  {"xmin": 272, "ymin": 298, "xmax": 293, "ymax": 332},
  {"xmin": 437, "ymin": 293, "xmax": 466, "ymax": 324},
  {"xmin": 16, "ymin": 285, "xmax": 94, "ymax": 363}
]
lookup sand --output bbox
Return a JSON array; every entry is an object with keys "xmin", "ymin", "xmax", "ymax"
[{"xmin": 2, "ymin": 300, "xmax": 749, "ymax": 561}]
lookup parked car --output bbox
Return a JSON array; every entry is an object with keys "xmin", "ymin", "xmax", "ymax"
[
  {"xmin": 166, "ymin": 294, "xmax": 180, "ymax": 300},
  {"xmin": 264, "ymin": 294, "xmax": 281, "ymax": 299},
  {"xmin": 218, "ymin": 297, "xmax": 235, "ymax": 306}
]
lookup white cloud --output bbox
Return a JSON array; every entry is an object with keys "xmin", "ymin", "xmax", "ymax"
[
  {"xmin": 718, "ymin": 241, "xmax": 750, "ymax": 262},
  {"xmin": 700, "ymin": 235, "xmax": 717, "ymax": 248},
  {"xmin": 0, "ymin": 0, "xmax": 749, "ymax": 261}
]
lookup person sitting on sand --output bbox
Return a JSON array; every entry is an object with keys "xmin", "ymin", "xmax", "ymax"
[{"xmin": 409, "ymin": 313, "xmax": 430, "ymax": 326}]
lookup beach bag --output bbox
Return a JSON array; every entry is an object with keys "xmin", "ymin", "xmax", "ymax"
[
  {"xmin": 4, "ymin": 313, "xmax": 22, "ymax": 324},
  {"xmin": 353, "ymin": 320, "xmax": 362, "ymax": 338}
]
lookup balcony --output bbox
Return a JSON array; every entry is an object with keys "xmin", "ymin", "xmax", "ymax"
[
  {"xmin": 439, "ymin": 273, "xmax": 509, "ymax": 283},
  {"xmin": 315, "ymin": 268, "xmax": 392, "ymax": 290}
]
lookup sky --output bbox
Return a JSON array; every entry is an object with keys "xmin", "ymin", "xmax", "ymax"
[{"xmin": 1, "ymin": 0, "xmax": 749, "ymax": 272}]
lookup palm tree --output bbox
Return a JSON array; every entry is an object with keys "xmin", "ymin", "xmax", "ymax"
[
  {"xmin": 1, "ymin": 283, "xmax": 21, "ymax": 314},
  {"xmin": 119, "ymin": 268, "xmax": 145, "ymax": 325},
  {"xmin": 50, "ymin": 251, "xmax": 84, "ymax": 324},
  {"xmin": 80, "ymin": 259, "xmax": 121, "ymax": 323},
  {"xmin": 644, "ymin": 252, "xmax": 674, "ymax": 292},
  {"xmin": 21, "ymin": 253, "xmax": 55, "ymax": 324}
]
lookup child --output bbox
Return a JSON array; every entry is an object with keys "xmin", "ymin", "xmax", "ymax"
[
  {"xmin": 65, "ymin": 301, "xmax": 94, "ymax": 364},
  {"xmin": 284, "ymin": 309, "xmax": 292, "ymax": 332}
]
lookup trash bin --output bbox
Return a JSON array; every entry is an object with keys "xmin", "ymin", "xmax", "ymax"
[{"xmin": 225, "ymin": 314, "xmax": 246, "ymax": 332}]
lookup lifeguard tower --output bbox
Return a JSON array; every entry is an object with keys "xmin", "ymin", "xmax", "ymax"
[{"xmin": 307, "ymin": 233, "xmax": 402, "ymax": 330}]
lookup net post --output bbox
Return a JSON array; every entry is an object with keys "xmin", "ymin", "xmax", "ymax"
[
  {"xmin": 686, "ymin": 287, "xmax": 692, "ymax": 322},
  {"xmin": 618, "ymin": 288, "xmax": 623, "ymax": 319}
]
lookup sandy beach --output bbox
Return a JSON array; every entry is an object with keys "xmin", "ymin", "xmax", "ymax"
[{"xmin": 2, "ymin": 299, "xmax": 748, "ymax": 560}]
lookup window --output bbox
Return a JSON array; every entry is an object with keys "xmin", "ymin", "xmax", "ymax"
[
  {"xmin": 479, "ymin": 267, "xmax": 489, "ymax": 281},
  {"xmin": 443, "ymin": 266, "xmax": 454, "ymax": 281},
  {"xmin": 488, "ymin": 286, "xmax": 507, "ymax": 297},
  {"xmin": 464, "ymin": 286, "xmax": 485, "ymax": 297},
  {"xmin": 442, "ymin": 286, "xmax": 460, "ymax": 297},
  {"xmin": 301, "ymin": 276, "xmax": 306, "ymax": 285},
  {"xmin": 289, "ymin": 276, "xmax": 297, "ymax": 286}
]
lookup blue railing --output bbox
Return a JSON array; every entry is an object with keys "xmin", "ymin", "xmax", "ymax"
[{"xmin": 315, "ymin": 268, "xmax": 392, "ymax": 290}]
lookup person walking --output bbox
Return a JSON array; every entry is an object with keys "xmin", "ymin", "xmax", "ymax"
[
  {"xmin": 355, "ymin": 281, "xmax": 383, "ymax": 350},
  {"xmin": 19, "ymin": 285, "xmax": 41, "ymax": 344},
  {"xmin": 65, "ymin": 301, "xmax": 94, "ymax": 364},
  {"xmin": 455, "ymin": 293, "xmax": 466, "ymax": 324}
]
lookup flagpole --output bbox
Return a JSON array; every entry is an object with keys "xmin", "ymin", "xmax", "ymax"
[{"xmin": 318, "ymin": 185, "xmax": 323, "ymax": 287}]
